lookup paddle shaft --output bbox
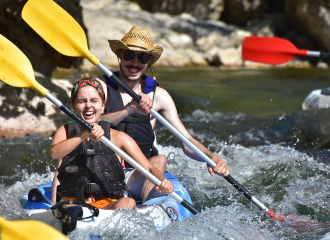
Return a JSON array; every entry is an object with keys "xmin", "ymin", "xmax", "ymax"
[
  {"xmin": 98, "ymin": 63, "xmax": 283, "ymax": 218},
  {"xmin": 45, "ymin": 92, "xmax": 199, "ymax": 215},
  {"xmin": 309, "ymin": 51, "xmax": 330, "ymax": 58},
  {"xmin": 296, "ymin": 50, "xmax": 330, "ymax": 58},
  {"xmin": 281, "ymin": 50, "xmax": 330, "ymax": 58}
]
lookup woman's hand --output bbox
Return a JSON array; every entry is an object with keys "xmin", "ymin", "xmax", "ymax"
[
  {"xmin": 155, "ymin": 179, "xmax": 174, "ymax": 194},
  {"xmin": 88, "ymin": 123, "xmax": 104, "ymax": 142}
]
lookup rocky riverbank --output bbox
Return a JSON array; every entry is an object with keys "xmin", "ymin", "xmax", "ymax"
[{"xmin": 80, "ymin": 0, "xmax": 330, "ymax": 70}]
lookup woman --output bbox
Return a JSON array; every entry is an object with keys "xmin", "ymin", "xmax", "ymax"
[{"xmin": 50, "ymin": 74, "xmax": 173, "ymax": 210}]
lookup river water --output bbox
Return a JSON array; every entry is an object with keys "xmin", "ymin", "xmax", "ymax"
[{"xmin": 1, "ymin": 67, "xmax": 330, "ymax": 239}]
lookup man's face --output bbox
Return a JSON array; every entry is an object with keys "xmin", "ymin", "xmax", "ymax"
[{"xmin": 118, "ymin": 49, "xmax": 153, "ymax": 81}]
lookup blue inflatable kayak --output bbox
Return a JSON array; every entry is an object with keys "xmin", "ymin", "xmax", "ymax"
[{"xmin": 20, "ymin": 172, "xmax": 194, "ymax": 235}]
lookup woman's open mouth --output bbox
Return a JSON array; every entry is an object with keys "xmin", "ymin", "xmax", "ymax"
[{"xmin": 83, "ymin": 111, "xmax": 95, "ymax": 119}]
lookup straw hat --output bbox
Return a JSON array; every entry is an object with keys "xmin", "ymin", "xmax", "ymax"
[{"xmin": 108, "ymin": 26, "xmax": 163, "ymax": 65}]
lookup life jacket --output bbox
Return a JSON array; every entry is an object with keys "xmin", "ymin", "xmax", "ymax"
[
  {"xmin": 105, "ymin": 73, "xmax": 159, "ymax": 159},
  {"xmin": 57, "ymin": 120, "xmax": 127, "ymax": 202}
]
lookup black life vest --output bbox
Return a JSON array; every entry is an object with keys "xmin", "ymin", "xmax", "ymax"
[
  {"xmin": 105, "ymin": 73, "xmax": 158, "ymax": 159},
  {"xmin": 57, "ymin": 120, "xmax": 126, "ymax": 201}
]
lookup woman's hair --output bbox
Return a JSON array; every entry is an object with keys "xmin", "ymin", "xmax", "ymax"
[{"xmin": 71, "ymin": 74, "xmax": 105, "ymax": 104}]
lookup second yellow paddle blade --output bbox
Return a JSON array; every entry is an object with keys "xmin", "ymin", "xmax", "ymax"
[
  {"xmin": 22, "ymin": 0, "xmax": 99, "ymax": 65},
  {"xmin": 0, "ymin": 35, "xmax": 47, "ymax": 96},
  {"xmin": 0, "ymin": 217, "xmax": 68, "ymax": 240}
]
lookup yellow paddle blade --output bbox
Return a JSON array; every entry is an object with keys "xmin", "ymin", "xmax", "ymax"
[
  {"xmin": 22, "ymin": 0, "xmax": 100, "ymax": 65},
  {"xmin": 0, "ymin": 35, "xmax": 48, "ymax": 96},
  {"xmin": 0, "ymin": 216, "xmax": 68, "ymax": 240}
]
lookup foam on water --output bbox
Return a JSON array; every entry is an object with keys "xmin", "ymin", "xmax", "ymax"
[
  {"xmin": 157, "ymin": 143, "xmax": 330, "ymax": 239},
  {"xmin": 0, "ymin": 171, "xmax": 54, "ymax": 220},
  {"xmin": 1, "ymin": 110, "xmax": 330, "ymax": 239},
  {"xmin": 68, "ymin": 204, "xmax": 274, "ymax": 240},
  {"xmin": 2, "ymin": 142, "xmax": 329, "ymax": 239},
  {"xmin": 69, "ymin": 208, "xmax": 158, "ymax": 240}
]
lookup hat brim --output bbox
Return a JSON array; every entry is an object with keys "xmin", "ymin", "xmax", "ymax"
[{"xmin": 108, "ymin": 39, "xmax": 163, "ymax": 65}]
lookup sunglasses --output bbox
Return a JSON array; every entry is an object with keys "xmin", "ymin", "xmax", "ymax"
[{"xmin": 123, "ymin": 50, "xmax": 150, "ymax": 64}]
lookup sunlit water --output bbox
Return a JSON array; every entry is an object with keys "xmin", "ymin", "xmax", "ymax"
[{"xmin": 1, "ymin": 67, "xmax": 330, "ymax": 239}]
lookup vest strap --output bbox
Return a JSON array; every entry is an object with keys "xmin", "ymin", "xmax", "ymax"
[
  {"xmin": 139, "ymin": 145, "xmax": 153, "ymax": 153},
  {"xmin": 106, "ymin": 73, "xmax": 157, "ymax": 94},
  {"xmin": 121, "ymin": 116, "xmax": 150, "ymax": 123},
  {"xmin": 52, "ymin": 200, "xmax": 99, "ymax": 218},
  {"xmin": 144, "ymin": 76, "xmax": 157, "ymax": 94},
  {"xmin": 81, "ymin": 149, "xmax": 95, "ymax": 156},
  {"xmin": 66, "ymin": 149, "xmax": 111, "ymax": 156},
  {"xmin": 60, "ymin": 182, "xmax": 127, "ymax": 200},
  {"xmin": 83, "ymin": 182, "xmax": 126, "ymax": 193},
  {"xmin": 107, "ymin": 77, "xmax": 118, "ymax": 90}
]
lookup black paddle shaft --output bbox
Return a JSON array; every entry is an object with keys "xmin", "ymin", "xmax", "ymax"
[
  {"xmin": 110, "ymin": 74, "xmax": 141, "ymax": 103},
  {"xmin": 181, "ymin": 199, "xmax": 199, "ymax": 214},
  {"xmin": 60, "ymin": 105, "xmax": 93, "ymax": 132},
  {"xmin": 320, "ymin": 52, "xmax": 330, "ymax": 58},
  {"xmin": 224, "ymin": 175, "xmax": 253, "ymax": 200}
]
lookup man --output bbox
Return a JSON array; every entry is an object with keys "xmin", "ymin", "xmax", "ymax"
[{"xmin": 99, "ymin": 26, "xmax": 229, "ymax": 202}]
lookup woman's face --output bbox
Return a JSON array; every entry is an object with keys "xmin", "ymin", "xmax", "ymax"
[{"xmin": 73, "ymin": 86, "xmax": 105, "ymax": 124}]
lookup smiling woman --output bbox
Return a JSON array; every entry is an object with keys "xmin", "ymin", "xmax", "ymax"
[
  {"xmin": 49, "ymin": 74, "xmax": 174, "ymax": 212},
  {"xmin": 70, "ymin": 75, "xmax": 105, "ymax": 124}
]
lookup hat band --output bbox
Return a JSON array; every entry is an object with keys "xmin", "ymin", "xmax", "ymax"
[
  {"xmin": 126, "ymin": 44, "xmax": 149, "ymax": 51},
  {"xmin": 71, "ymin": 79, "xmax": 105, "ymax": 102}
]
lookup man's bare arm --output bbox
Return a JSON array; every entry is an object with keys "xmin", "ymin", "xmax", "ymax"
[
  {"xmin": 153, "ymin": 87, "xmax": 229, "ymax": 177},
  {"xmin": 100, "ymin": 106, "xmax": 130, "ymax": 126}
]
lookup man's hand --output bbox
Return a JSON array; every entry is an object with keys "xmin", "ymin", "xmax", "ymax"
[
  {"xmin": 130, "ymin": 92, "xmax": 153, "ymax": 115},
  {"xmin": 207, "ymin": 156, "xmax": 230, "ymax": 177}
]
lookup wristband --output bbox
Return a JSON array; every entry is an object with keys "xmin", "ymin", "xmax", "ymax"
[{"xmin": 127, "ymin": 102, "xmax": 135, "ymax": 114}]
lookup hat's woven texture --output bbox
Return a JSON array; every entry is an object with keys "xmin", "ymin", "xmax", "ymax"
[{"xmin": 108, "ymin": 26, "xmax": 163, "ymax": 65}]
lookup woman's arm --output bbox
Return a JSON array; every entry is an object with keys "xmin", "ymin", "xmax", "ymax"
[
  {"xmin": 111, "ymin": 130, "xmax": 173, "ymax": 194},
  {"xmin": 51, "ymin": 158, "xmax": 62, "ymax": 204},
  {"xmin": 50, "ymin": 125, "xmax": 88, "ymax": 159},
  {"xmin": 50, "ymin": 123, "xmax": 104, "ymax": 159}
]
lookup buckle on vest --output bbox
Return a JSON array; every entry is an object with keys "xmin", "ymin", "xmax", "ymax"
[
  {"xmin": 82, "ymin": 149, "xmax": 95, "ymax": 156},
  {"xmin": 84, "ymin": 183, "xmax": 98, "ymax": 193}
]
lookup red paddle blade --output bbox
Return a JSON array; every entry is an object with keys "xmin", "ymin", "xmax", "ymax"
[
  {"xmin": 242, "ymin": 36, "xmax": 308, "ymax": 64},
  {"xmin": 266, "ymin": 209, "xmax": 284, "ymax": 221}
]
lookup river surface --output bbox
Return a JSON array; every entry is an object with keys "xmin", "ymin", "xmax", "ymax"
[{"xmin": 1, "ymin": 67, "xmax": 330, "ymax": 239}]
